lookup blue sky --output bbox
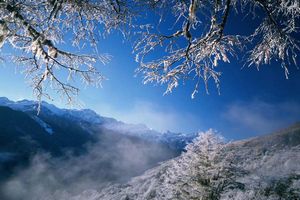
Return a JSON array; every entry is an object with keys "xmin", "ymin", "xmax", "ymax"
[{"xmin": 0, "ymin": 10, "xmax": 300, "ymax": 140}]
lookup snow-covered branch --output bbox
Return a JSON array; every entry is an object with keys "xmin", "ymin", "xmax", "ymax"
[
  {"xmin": 134, "ymin": 0, "xmax": 299, "ymax": 97},
  {"xmin": 0, "ymin": 0, "xmax": 299, "ymax": 102},
  {"xmin": 0, "ymin": 0, "xmax": 129, "ymax": 105}
]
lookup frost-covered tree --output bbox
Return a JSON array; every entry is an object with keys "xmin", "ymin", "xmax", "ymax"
[
  {"xmin": 0, "ymin": 0, "xmax": 299, "ymax": 103},
  {"xmin": 219, "ymin": 143, "xmax": 300, "ymax": 200},
  {"xmin": 176, "ymin": 130, "xmax": 245, "ymax": 200}
]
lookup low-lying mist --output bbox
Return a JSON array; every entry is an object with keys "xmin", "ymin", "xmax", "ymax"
[{"xmin": 0, "ymin": 131, "xmax": 178, "ymax": 200}]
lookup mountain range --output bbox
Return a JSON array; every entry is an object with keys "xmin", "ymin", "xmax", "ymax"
[
  {"xmin": 0, "ymin": 97, "xmax": 196, "ymax": 185},
  {"xmin": 0, "ymin": 97, "xmax": 197, "ymax": 148}
]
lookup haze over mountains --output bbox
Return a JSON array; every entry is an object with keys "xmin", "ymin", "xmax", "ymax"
[
  {"xmin": 0, "ymin": 97, "xmax": 197, "ymax": 200},
  {"xmin": 0, "ymin": 97, "xmax": 299, "ymax": 200}
]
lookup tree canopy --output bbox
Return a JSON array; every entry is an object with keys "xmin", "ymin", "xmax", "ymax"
[{"xmin": 0, "ymin": 0, "xmax": 299, "ymax": 104}]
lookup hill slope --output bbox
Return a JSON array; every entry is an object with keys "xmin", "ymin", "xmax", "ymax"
[{"xmin": 71, "ymin": 124, "xmax": 300, "ymax": 200}]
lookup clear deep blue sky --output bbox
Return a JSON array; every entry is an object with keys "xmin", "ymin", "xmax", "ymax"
[{"xmin": 0, "ymin": 9, "xmax": 300, "ymax": 140}]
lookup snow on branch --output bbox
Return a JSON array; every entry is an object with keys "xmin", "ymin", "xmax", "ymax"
[
  {"xmin": 0, "ymin": 0, "xmax": 299, "ymax": 103},
  {"xmin": 0, "ymin": 0, "xmax": 129, "ymax": 105},
  {"xmin": 134, "ymin": 0, "xmax": 299, "ymax": 97}
]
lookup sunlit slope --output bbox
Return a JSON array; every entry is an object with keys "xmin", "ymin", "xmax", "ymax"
[{"xmin": 77, "ymin": 124, "xmax": 300, "ymax": 200}]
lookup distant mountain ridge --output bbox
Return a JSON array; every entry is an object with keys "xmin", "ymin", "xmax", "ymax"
[
  {"xmin": 0, "ymin": 97, "xmax": 116, "ymax": 125},
  {"xmin": 0, "ymin": 97, "xmax": 196, "ymax": 148}
]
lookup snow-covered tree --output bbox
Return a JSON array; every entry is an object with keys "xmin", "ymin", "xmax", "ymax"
[
  {"xmin": 0, "ymin": 0, "xmax": 299, "ymax": 102},
  {"xmin": 175, "ymin": 130, "xmax": 246, "ymax": 199},
  {"xmin": 218, "ymin": 144, "xmax": 300, "ymax": 200}
]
